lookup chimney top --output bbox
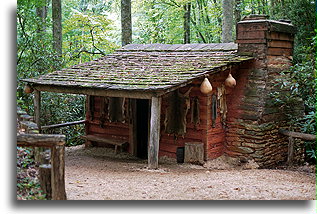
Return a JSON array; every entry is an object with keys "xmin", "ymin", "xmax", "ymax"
[{"xmin": 242, "ymin": 14, "xmax": 269, "ymax": 21}]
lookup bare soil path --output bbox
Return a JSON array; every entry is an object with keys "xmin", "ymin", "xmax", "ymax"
[{"xmin": 65, "ymin": 145, "xmax": 315, "ymax": 200}]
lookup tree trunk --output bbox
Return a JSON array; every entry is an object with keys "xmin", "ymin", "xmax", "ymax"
[
  {"xmin": 36, "ymin": 0, "xmax": 48, "ymax": 34},
  {"xmin": 52, "ymin": 0, "xmax": 62, "ymax": 57},
  {"xmin": 121, "ymin": 0, "xmax": 132, "ymax": 46},
  {"xmin": 222, "ymin": 0, "xmax": 234, "ymax": 43},
  {"xmin": 183, "ymin": 2, "xmax": 191, "ymax": 44}
]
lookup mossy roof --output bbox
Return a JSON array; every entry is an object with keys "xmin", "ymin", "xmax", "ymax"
[{"xmin": 23, "ymin": 43, "xmax": 253, "ymax": 96}]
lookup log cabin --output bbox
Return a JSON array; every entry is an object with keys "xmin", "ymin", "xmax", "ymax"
[{"xmin": 22, "ymin": 15, "xmax": 303, "ymax": 169}]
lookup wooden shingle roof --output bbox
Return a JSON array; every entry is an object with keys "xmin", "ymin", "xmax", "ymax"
[{"xmin": 23, "ymin": 43, "xmax": 253, "ymax": 98}]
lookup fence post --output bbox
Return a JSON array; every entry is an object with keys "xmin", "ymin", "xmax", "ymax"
[
  {"xmin": 287, "ymin": 136, "xmax": 294, "ymax": 167},
  {"xmin": 51, "ymin": 144, "xmax": 67, "ymax": 200}
]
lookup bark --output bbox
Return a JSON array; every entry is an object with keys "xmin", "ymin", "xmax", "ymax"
[
  {"xmin": 183, "ymin": 2, "xmax": 191, "ymax": 44},
  {"xmin": 52, "ymin": 0, "xmax": 62, "ymax": 57},
  {"xmin": 121, "ymin": 0, "xmax": 132, "ymax": 46},
  {"xmin": 36, "ymin": 0, "xmax": 48, "ymax": 33},
  {"xmin": 222, "ymin": 0, "xmax": 234, "ymax": 43}
]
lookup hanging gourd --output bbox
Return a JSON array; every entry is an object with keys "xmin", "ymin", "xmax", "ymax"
[
  {"xmin": 225, "ymin": 73, "xmax": 236, "ymax": 88},
  {"xmin": 200, "ymin": 77, "xmax": 213, "ymax": 94},
  {"xmin": 24, "ymin": 84, "xmax": 34, "ymax": 94}
]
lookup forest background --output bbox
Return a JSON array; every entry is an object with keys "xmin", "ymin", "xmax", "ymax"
[{"xmin": 16, "ymin": 0, "xmax": 316, "ymax": 161}]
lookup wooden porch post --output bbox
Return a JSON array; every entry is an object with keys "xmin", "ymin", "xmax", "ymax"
[
  {"xmin": 34, "ymin": 89, "xmax": 41, "ymax": 132},
  {"xmin": 148, "ymin": 96, "xmax": 161, "ymax": 169}
]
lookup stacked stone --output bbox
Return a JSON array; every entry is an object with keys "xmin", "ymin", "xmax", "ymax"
[
  {"xmin": 225, "ymin": 15, "xmax": 304, "ymax": 167},
  {"xmin": 17, "ymin": 107, "xmax": 39, "ymax": 134}
]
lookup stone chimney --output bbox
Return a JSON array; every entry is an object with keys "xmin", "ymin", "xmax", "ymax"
[
  {"xmin": 236, "ymin": 14, "xmax": 295, "ymax": 70},
  {"xmin": 225, "ymin": 15, "xmax": 302, "ymax": 167}
]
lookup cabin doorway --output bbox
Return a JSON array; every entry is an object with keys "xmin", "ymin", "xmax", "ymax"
[{"xmin": 135, "ymin": 99, "xmax": 150, "ymax": 159}]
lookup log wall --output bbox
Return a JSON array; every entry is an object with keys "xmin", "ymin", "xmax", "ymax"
[{"xmin": 85, "ymin": 96, "xmax": 130, "ymax": 151}]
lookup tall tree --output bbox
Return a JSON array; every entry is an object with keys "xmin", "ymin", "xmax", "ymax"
[
  {"xmin": 121, "ymin": 0, "xmax": 132, "ymax": 46},
  {"xmin": 52, "ymin": 0, "xmax": 62, "ymax": 58},
  {"xmin": 36, "ymin": 0, "xmax": 48, "ymax": 34},
  {"xmin": 222, "ymin": 0, "xmax": 234, "ymax": 43},
  {"xmin": 183, "ymin": 2, "xmax": 191, "ymax": 44}
]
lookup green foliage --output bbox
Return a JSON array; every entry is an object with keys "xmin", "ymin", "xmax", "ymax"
[
  {"xmin": 17, "ymin": 0, "xmax": 117, "ymax": 146},
  {"xmin": 40, "ymin": 92, "xmax": 86, "ymax": 146},
  {"xmin": 134, "ymin": 0, "xmax": 222, "ymax": 44},
  {"xmin": 17, "ymin": 0, "xmax": 61, "ymax": 112},
  {"xmin": 63, "ymin": 4, "xmax": 118, "ymax": 66},
  {"xmin": 17, "ymin": 147, "xmax": 47, "ymax": 200},
  {"xmin": 270, "ymin": 33, "xmax": 316, "ymax": 162}
]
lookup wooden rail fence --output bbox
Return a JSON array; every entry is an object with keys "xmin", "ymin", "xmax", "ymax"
[
  {"xmin": 17, "ymin": 133, "xmax": 67, "ymax": 200},
  {"xmin": 278, "ymin": 129, "xmax": 316, "ymax": 166}
]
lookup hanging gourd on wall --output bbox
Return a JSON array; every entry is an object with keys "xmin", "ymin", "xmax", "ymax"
[
  {"xmin": 200, "ymin": 77, "xmax": 212, "ymax": 94},
  {"xmin": 24, "ymin": 84, "xmax": 34, "ymax": 94},
  {"xmin": 225, "ymin": 73, "xmax": 236, "ymax": 88}
]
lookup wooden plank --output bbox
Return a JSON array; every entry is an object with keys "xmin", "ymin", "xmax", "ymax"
[
  {"xmin": 268, "ymin": 40, "xmax": 293, "ymax": 48},
  {"xmin": 80, "ymin": 135, "xmax": 127, "ymax": 146},
  {"xmin": 32, "ymin": 84, "xmax": 157, "ymax": 99},
  {"xmin": 148, "ymin": 96, "xmax": 161, "ymax": 169},
  {"xmin": 34, "ymin": 90, "xmax": 41, "ymax": 132},
  {"xmin": 184, "ymin": 142, "xmax": 204, "ymax": 164},
  {"xmin": 279, "ymin": 129, "xmax": 316, "ymax": 141},
  {"xmin": 267, "ymin": 32, "xmax": 294, "ymax": 41},
  {"xmin": 51, "ymin": 145, "xmax": 67, "ymax": 200},
  {"xmin": 17, "ymin": 134, "xmax": 66, "ymax": 147},
  {"xmin": 41, "ymin": 120, "xmax": 85, "ymax": 130},
  {"xmin": 268, "ymin": 47, "xmax": 293, "ymax": 56}
]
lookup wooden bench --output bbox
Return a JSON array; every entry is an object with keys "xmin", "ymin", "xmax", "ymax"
[{"xmin": 80, "ymin": 135, "xmax": 127, "ymax": 154}]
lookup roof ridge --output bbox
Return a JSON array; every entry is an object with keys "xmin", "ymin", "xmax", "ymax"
[{"xmin": 117, "ymin": 43, "xmax": 238, "ymax": 52}]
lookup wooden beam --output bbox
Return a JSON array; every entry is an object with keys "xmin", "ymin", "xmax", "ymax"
[
  {"xmin": 41, "ymin": 120, "xmax": 86, "ymax": 130},
  {"xmin": 148, "ymin": 96, "xmax": 161, "ymax": 169},
  {"xmin": 17, "ymin": 133, "xmax": 67, "ymax": 200},
  {"xmin": 17, "ymin": 134, "xmax": 66, "ymax": 148},
  {"xmin": 279, "ymin": 129, "xmax": 316, "ymax": 141},
  {"xmin": 34, "ymin": 89, "xmax": 41, "ymax": 132},
  {"xmin": 32, "ymin": 84, "xmax": 156, "ymax": 99}
]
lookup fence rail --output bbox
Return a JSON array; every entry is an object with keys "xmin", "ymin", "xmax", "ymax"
[
  {"xmin": 17, "ymin": 133, "xmax": 67, "ymax": 200},
  {"xmin": 278, "ymin": 128, "xmax": 316, "ymax": 166},
  {"xmin": 278, "ymin": 129, "xmax": 316, "ymax": 141}
]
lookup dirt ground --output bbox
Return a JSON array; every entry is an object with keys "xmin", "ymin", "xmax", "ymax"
[{"xmin": 65, "ymin": 145, "xmax": 316, "ymax": 200}]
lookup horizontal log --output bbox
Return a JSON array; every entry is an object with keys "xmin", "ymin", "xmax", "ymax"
[
  {"xmin": 41, "ymin": 120, "xmax": 86, "ymax": 130},
  {"xmin": 81, "ymin": 135, "xmax": 127, "ymax": 146},
  {"xmin": 31, "ymin": 84, "xmax": 157, "ymax": 99},
  {"xmin": 17, "ymin": 134, "xmax": 66, "ymax": 148},
  {"xmin": 278, "ymin": 129, "xmax": 316, "ymax": 141}
]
